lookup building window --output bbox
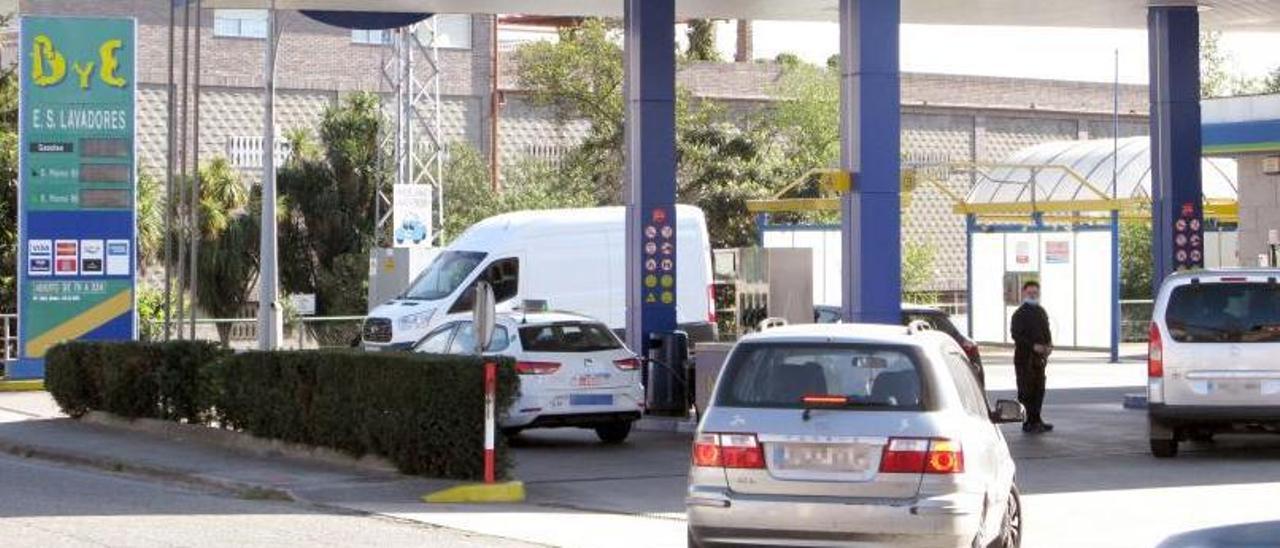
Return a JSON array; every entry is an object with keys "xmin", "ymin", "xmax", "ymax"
[
  {"xmin": 213, "ymin": 9, "xmax": 267, "ymax": 39},
  {"xmin": 352, "ymin": 29, "xmax": 393, "ymax": 45},
  {"xmin": 418, "ymin": 14, "xmax": 472, "ymax": 49}
]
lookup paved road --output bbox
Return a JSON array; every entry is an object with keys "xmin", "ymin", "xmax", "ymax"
[
  {"xmin": 499, "ymin": 356, "xmax": 1280, "ymax": 548},
  {"xmin": 0, "ymin": 453, "xmax": 540, "ymax": 548}
]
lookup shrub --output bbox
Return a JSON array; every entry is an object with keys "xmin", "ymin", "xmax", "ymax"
[
  {"xmin": 214, "ymin": 350, "xmax": 518, "ymax": 479},
  {"xmin": 45, "ymin": 342, "xmax": 519, "ymax": 481},
  {"xmin": 45, "ymin": 341, "xmax": 226, "ymax": 420}
]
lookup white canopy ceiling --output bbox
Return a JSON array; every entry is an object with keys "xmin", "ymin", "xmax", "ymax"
[{"xmin": 203, "ymin": 0, "xmax": 1280, "ymax": 31}]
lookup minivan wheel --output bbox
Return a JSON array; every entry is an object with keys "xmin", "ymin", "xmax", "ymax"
[
  {"xmin": 1150, "ymin": 437, "xmax": 1178, "ymax": 458},
  {"xmin": 988, "ymin": 484, "xmax": 1021, "ymax": 548},
  {"xmin": 595, "ymin": 421, "xmax": 632, "ymax": 444}
]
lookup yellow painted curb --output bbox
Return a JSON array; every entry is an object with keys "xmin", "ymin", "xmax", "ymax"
[
  {"xmin": 422, "ymin": 481, "xmax": 525, "ymax": 504},
  {"xmin": 0, "ymin": 379, "xmax": 45, "ymax": 392}
]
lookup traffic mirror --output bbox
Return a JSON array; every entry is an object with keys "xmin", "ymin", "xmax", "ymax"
[{"xmin": 473, "ymin": 280, "xmax": 496, "ymax": 354}]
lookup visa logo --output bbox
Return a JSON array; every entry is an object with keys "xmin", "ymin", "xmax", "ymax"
[{"xmin": 28, "ymin": 240, "xmax": 52, "ymax": 255}]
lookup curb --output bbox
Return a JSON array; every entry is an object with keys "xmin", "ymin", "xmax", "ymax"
[
  {"xmin": 0, "ymin": 380, "xmax": 45, "ymax": 392},
  {"xmin": 81, "ymin": 412, "xmax": 400, "ymax": 475},
  {"xmin": 0, "ymin": 436, "xmax": 295, "ymax": 502},
  {"xmin": 423, "ymin": 481, "xmax": 526, "ymax": 504}
]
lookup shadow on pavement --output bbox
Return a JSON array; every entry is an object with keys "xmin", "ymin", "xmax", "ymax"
[{"xmin": 1156, "ymin": 521, "xmax": 1280, "ymax": 547}]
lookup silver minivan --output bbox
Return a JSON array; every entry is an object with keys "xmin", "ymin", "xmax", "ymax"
[
  {"xmin": 1148, "ymin": 269, "xmax": 1280, "ymax": 458},
  {"xmin": 687, "ymin": 323, "xmax": 1024, "ymax": 548}
]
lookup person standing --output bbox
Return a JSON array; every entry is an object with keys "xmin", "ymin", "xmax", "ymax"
[{"xmin": 1011, "ymin": 281, "xmax": 1054, "ymax": 433}]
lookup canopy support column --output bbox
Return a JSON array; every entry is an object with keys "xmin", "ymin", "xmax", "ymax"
[
  {"xmin": 1148, "ymin": 6, "xmax": 1204, "ymax": 292},
  {"xmin": 839, "ymin": 0, "xmax": 902, "ymax": 324},
  {"xmin": 623, "ymin": 0, "xmax": 678, "ymax": 355}
]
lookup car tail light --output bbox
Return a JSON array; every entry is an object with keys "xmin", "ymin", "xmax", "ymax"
[
  {"xmin": 691, "ymin": 433, "xmax": 765, "ymax": 469},
  {"xmin": 1148, "ymin": 322, "xmax": 1163, "ymax": 379},
  {"xmin": 961, "ymin": 340, "xmax": 981, "ymax": 363},
  {"xmin": 1220, "ymin": 276, "xmax": 1248, "ymax": 283},
  {"xmin": 613, "ymin": 357, "xmax": 641, "ymax": 371},
  {"xmin": 802, "ymin": 394, "xmax": 849, "ymax": 406},
  {"xmin": 708, "ymin": 284, "xmax": 717, "ymax": 324},
  {"xmin": 515, "ymin": 361, "xmax": 561, "ymax": 375},
  {"xmin": 880, "ymin": 438, "xmax": 964, "ymax": 474}
]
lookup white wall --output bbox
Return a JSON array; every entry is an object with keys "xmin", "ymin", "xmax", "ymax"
[{"xmin": 970, "ymin": 229, "xmax": 1116, "ymax": 349}]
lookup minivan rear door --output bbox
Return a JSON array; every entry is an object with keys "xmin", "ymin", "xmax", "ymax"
[
  {"xmin": 705, "ymin": 342, "xmax": 937, "ymax": 499},
  {"xmin": 1162, "ymin": 277, "xmax": 1280, "ymax": 407}
]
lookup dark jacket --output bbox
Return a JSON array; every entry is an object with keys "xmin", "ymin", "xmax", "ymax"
[{"xmin": 1011, "ymin": 302, "xmax": 1052, "ymax": 367}]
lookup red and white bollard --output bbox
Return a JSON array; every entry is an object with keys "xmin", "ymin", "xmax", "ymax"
[{"xmin": 483, "ymin": 361, "xmax": 496, "ymax": 484}]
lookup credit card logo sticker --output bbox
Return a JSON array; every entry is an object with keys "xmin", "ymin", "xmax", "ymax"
[
  {"xmin": 54, "ymin": 239, "xmax": 78, "ymax": 276},
  {"xmin": 81, "ymin": 239, "xmax": 104, "ymax": 275},
  {"xmin": 105, "ymin": 239, "xmax": 130, "ymax": 276}
]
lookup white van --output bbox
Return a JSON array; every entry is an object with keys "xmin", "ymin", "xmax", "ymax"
[
  {"xmin": 362, "ymin": 205, "xmax": 716, "ymax": 350},
  {"xmin": 1148, "ymin": 268, "xmax": 1280, "ymax": 458}
]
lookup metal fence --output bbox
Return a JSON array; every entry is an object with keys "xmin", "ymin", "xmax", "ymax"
[
  {"xmin": 1120, "ymin": 299, "xmax": 1155, "ymax": 342},
  {"xmin": 145, "ymin": 315, "xmax": 367, "ymax": 350}
]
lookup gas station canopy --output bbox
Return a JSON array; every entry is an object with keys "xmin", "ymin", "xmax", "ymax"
[{"xmin": 205, "ymin": 0, "xmax": 1280, "ymax": 31}]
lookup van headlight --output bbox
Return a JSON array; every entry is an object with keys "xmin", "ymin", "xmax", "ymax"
[{"xmin": 397, "ymin": 309, "xmax": 435, "ymax": 332}]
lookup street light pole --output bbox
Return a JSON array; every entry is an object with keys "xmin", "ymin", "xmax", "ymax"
[{"xmin": 258, "ymin": 2, "xmax": 283, "ymax": 350}]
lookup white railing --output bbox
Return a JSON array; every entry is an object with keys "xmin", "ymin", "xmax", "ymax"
[
  {"xmin": 226, "ymin": 136, "xmax": 292, "ymax": 171},
  {"xmin": 2, "ymin": 314, "xmax": 16, "ymax": 366}
]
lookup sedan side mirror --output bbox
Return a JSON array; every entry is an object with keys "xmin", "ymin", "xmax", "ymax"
[{"xmin": 990, "ymin": 399, "xmax": 1026, "ymax": 424}]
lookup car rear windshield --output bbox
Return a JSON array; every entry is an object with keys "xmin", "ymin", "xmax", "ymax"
[
  {"xmin": 716, "ymin": 343, "xmax": 928, "ymax": 410},
  {"xmin": 519, "ymin": 323, "xmax": 623, "ymax": 353},
  {"xmin": 1166, "ymin": 283, "xmax": 1280, "ymax": 343}
]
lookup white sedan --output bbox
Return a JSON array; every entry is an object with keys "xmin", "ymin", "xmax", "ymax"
[{"xmin": 413, "ymin": 311, "xmax": 644, "ymax": 443}]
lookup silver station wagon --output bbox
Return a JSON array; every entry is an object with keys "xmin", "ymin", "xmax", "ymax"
[{"xmin": 687, "ymin": 323, "xmax": 1024, "ymax": 548}]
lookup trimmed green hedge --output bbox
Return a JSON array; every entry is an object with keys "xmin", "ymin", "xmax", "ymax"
[
  {"xmin": 45, "ymin": 341, "xmax": 226, "ymax": 421},
  {"xmin": 45, "ymin": 342, "xmax": 519, "ymax": 480}
]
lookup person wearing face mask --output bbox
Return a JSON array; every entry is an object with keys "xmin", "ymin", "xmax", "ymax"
[{"xmin": 1010, "ymin": 280, "xmax": 1054, "ymax": 433}]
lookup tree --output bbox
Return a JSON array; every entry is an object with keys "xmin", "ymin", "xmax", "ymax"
[
  {"xmin": 277, "ymin": 93, "xmax": 386, "ymax": 322},
  {"xmin": 685, "ymin": 19, "xmax": 720, "ymax": 62},
  {"xmin": 168, "ymin": 157, "xmax": 258, "ymax": 345},
  {"xmin": 1262, "ymin": 66, "xmax": 1280, "ymax": 94},
  {"xmin": 136, "ymin": 172, "xmax": 165, "ymax": 272},
  {"xmin": 902, "ymin": 242, "xmax": 937, "ymax": 303},
  {"xmin": 514, "ymin": 20, "xmax": 627, "ymax": 205},
  {"xmin": 1120, "ymin": 220, "xmax": 1153, "ymax": 300},
  {"xmin": 0, "ymin": 44, "xmax": 16, "ymax": 313},
  {"xmin": 442, "ymin": 144, "xmax": 594, "ymax": 242}
]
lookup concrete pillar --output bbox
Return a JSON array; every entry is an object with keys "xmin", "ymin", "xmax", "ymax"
[
  {"xmin": 623, "ymin": 0, "xmax": 677, "ymax": 354},
  {"xmin": 1148, "ymin": 6, "xmax": 1204, "ymax": 291},
  {"xmin": 839, "ymin": 0, "xmax": 902, "ymax": 324}
]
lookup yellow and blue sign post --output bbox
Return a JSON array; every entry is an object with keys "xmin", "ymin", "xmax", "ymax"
[{"xmin": 15, "ymin": 16, "xmax": 137, "ymax": 379}]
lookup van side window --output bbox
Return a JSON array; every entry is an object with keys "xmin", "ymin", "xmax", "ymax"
[{"xmin": 449, "ymin": 258, "xmax": 520, "ymax": 313}]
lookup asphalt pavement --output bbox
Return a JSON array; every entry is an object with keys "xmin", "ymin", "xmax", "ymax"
[
  {"xmin": 2, "ymin": 351, "xmax": 1279, "ymax": 548},
  {"xmin": 0, "ymin": 452, "xmax": 540, "ymax": 548}
]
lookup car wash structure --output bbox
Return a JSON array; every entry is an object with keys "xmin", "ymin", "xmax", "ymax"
[{"xmin": 958, "ymin": 137, "xmax": 1241, "ymax": 358}]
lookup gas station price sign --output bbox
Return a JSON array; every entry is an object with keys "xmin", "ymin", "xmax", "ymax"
[{"xmin": 15, "ymin": 17, "xmax": 138, "ymax": 379}]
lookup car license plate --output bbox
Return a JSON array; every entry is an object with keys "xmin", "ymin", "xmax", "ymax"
[
  {"xmin": 776, "ymin": 444, "xmax": 873, "ymax": 473},
  {"xmin": 570, "ymin": 394, "xmax": 613, "ymax": 406}
]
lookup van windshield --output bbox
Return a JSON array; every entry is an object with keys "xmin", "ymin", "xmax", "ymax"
[
  {"xmin": 1166, "ymin": 283, "xmax": 1280, "ymax": 343},
  {"xmin": 402, "ymin": 251, "xmax": 487, "ymax": 301},
  {"xmin": 716, "ymin": 343, "xmax": 927, "ymax": 410}
]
